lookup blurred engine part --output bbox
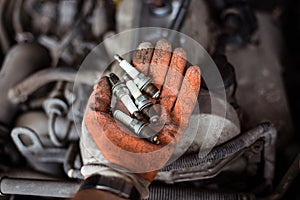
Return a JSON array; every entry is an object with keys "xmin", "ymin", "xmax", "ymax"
[
  {"xmin": 0, "ymin": 0, "xmax": 298, "ymax": 199},
  {"xmin": 157, "ymin": 123, "xmax": 276, "ymax": 184},
  {"xmin": 0, "ymin": 42, "xmax": 51, "ymax": 127},
  {"xmin": 208, "ymin": 0, "xmax": 258, "ymax": 46},
  {"xmin": 0, "ymin": 153, "xmax": 299, "ymax": 199}
]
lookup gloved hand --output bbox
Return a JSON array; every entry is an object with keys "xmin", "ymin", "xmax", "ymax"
[{"xmin": 80, "ymin": 39, "xmax": 201, "ymax": 198}]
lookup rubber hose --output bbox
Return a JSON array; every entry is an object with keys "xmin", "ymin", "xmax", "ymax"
[
  {"xmin": 8, "ymin": 67, "xmax": 99, "ymax": 104},
  {"xmin": 162, "ymin": 122, "xmax": 276, "ymax": 171}
]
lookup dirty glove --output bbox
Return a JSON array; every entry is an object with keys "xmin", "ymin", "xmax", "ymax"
[{"xmin": 80, "ymin": 39, "xmax": 201, "ymax": 198}]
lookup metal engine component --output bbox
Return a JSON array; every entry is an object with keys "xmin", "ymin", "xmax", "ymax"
[
  {"xmin": 0, "ymin": 177, "xmax": 80, "ymax": 198},
  {"xmin": 15, "ymin": 111, "xmax": 79, "ymax": 146},
  {"xmin": 11, "ymin": 127, "xmax": 68, "ymax": 176}
]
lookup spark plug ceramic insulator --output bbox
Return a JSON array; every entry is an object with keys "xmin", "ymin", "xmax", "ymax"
[
  {"xmin": 114, "ymin": 54, "xmax": 160, "ymax": 99},
  {"xmin": 124, "ymin": 75, "xmax": 160, "ymax": 124},
  {"xmin": 113, "ymin": 110, "xmax": 160, "ymax": 144},
  {"xmin": 108, "ymin": 73, "xmax": 143, "ymax": 120}
]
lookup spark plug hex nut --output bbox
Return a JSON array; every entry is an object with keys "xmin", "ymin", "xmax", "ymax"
[
  {"xmin": 124, "ymin": 75, "xmax": 160, "ymax": 124},
  {"xmin": 135, "ymin": 96, "xmax": 160, "ymax": 124}
]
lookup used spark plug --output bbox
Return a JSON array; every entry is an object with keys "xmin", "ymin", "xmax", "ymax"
[
  {"xmin": 124, "ymin": 75, "xmax": 160, "ymax": 124},
  {"xmin": 114, "ymin": 54, "xmax": 160, "ymax": 99},
  {"xmin": 108, "ymin": 73, "xmax": 143, "ymax": 120},
  {"xmin": 113, "ymin": 110, "xmax": 160, "ymax": 144}
]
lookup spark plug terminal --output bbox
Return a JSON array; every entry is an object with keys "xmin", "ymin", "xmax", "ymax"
[{"xmin": 114, "ymin": 54, "xmax": 160, "ymax": 99}]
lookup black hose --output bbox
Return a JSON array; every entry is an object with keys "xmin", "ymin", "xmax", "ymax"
[
  {"xmin": 214, "ymin": 33, "xmax": 229, "ymax": 55},
  {"xmin": 12, "ymin": 0, "xmax": 23, "ymax": 38},
  {"xmin": 104, "ymin": 0, "xmax": 116, "ymax": 31},
  {"xmin": 262, "ymin": 154, "xmax": 300, "ymax": 200},
  {"xmin": 169, "ymin": 0, "xmax": 191, "ymax": 31},
  {"xmin": 167, "ymin": 0, "xmax": 191, "ymax": 43}
]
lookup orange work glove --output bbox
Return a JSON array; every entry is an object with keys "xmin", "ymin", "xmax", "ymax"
[{"xmin": 80, "ymin": 39, "xmax": 201, "ymax": 198}]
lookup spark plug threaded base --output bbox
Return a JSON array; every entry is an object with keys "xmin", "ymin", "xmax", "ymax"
[{"xmin": 113, "ymin": 110, "xmax": 160, "ymax": 144}]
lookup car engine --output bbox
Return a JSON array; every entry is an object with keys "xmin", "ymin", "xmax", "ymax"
[{"xmin": 0, "ymin": 0, "xmax": 299, "ymax": 199}]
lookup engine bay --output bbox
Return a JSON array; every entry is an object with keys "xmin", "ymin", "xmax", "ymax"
[{"xmin": 0, "ymin": 0, "xmax": 299, "ymax": 199}]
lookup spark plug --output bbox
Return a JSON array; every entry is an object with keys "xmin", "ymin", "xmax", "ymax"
[
  {"xmin": 113, "ymin": 110, "xmax": 160, "ymax": 144},
  {"xmin": 114, "ymin": 54, "xmax": 160, "ymax": 99},
  {"xmin": 124, "ymin": 75, "xmax": 160, "ymax": 124},
  {"xmin": 108, "ymin": 73, "xmax": 143, "ymax": 120}
]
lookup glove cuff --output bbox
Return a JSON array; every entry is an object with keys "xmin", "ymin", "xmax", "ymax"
[
  {"xmin": 80, "ymin": 174, "xmax": 141, "ymax": 199},
  {"xmin": 81, "ymin": 164, "xmax": 150, "ymax": 199}
]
